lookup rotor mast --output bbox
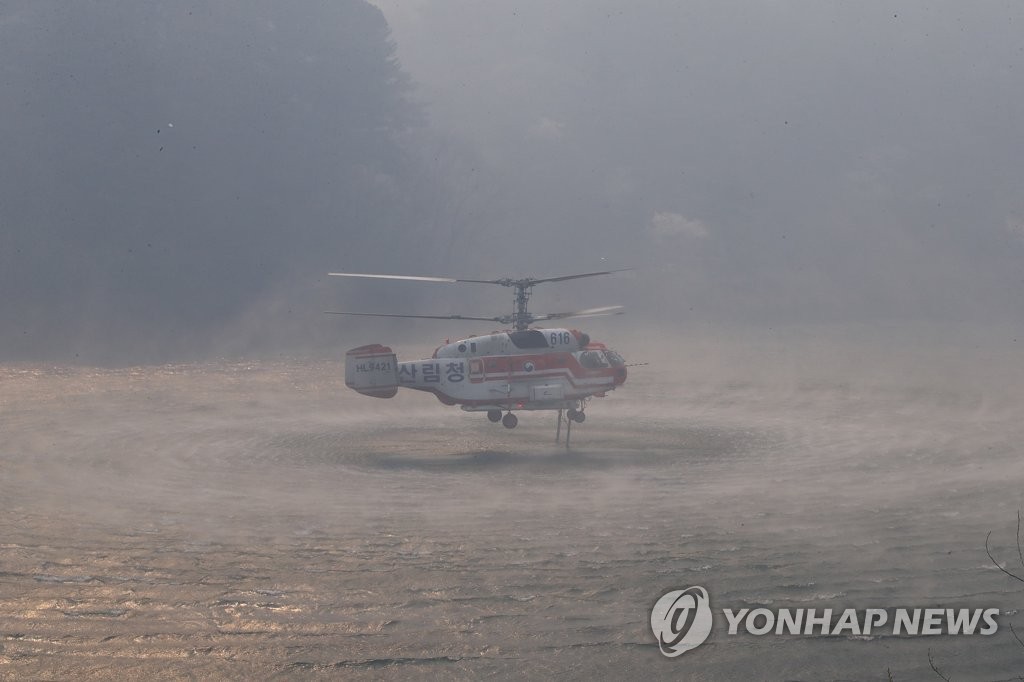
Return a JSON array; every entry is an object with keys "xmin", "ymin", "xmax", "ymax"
[
  {"xmin": 515, "ymin": 282, "xmax": 531, "ymax": 331},
  {"xmin": 492, "ymin": 278, "xmax": 535, "ymax": 331}
]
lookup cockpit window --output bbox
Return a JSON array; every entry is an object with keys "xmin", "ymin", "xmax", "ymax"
[
  {"xmin": 577, "ymin": 350, "xmax": 609, "ymax": 368},
  {"xmin": 605, "ymin": 350, "xmax": 625, "ymax": 367},
  {"xmin": 508, "ymin": 329, "xmax": 549, "ymax": 349}
]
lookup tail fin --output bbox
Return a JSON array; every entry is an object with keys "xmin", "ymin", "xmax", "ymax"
[{"xmin": 345, "ymin": 344, "xmax": 399, "ymax": 398}]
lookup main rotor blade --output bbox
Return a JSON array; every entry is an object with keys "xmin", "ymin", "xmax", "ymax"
[
  {"xmin": 328, "ymin": 269, "xmax": 631, "ymax": 286},
  {"xmin": 328, "ymin": 272, "xmax": 459, "ymax": 283},
  {"xmin": 528, "ymin": 268, "xmax": 632, "ymax": 285},
  {"xmin": 328, "ymin": 271, "xmax": 506, "ymax": 285},
  {"xmin": 532, "ymin": 305, "xmax": 625, "ymax": 321},
  {"xmin": 324, "ymin": 311, "xmax": 503, "ymax": 322}
]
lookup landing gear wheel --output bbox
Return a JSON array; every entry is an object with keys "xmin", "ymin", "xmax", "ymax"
[
  {"xmin": 566, "ymin": 408, "xmax": 580, "ymax": 421},
  {"xmin": 572, "ymin": 411, "xmax": 586, "ymax": 423},
  {"xmin": 487, "ymin": 409, "xmax": 502, "ymax": 423},
  {"xmin": 502, "ymin": 412, "xmax": 518, "ymax": 429}
]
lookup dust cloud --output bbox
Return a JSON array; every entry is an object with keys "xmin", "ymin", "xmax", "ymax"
[{"xmin": 2, "ymin": 332, "xmax": 1023, "ymax": 679}]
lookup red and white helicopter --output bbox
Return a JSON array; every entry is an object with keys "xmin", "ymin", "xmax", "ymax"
[{"xmin": 327, "ymin": 269, "xmax": 629, "ymax": 445}]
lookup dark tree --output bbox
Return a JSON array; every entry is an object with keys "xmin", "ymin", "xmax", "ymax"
[{"xmin": 0, "ymin": 0, "xmax": 427, "ymax": 362}]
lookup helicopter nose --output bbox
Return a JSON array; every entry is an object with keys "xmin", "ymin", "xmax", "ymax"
[{"xmin": 615, "ymin": 366, "xmax": 627, "ymax": 385}]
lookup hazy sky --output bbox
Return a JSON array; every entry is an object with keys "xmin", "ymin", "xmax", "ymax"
[
  {"xmin": 3, "ymin": 1, "xmax": 1023, "ymax": 362},
  {"xmin": 369, "ymin": 0, "xmax": 1024, "ymax": 328}
]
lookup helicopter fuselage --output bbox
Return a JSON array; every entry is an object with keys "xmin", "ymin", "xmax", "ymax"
[{"xmin": 345, "ymin": 327, "xmax": 627, "ymax": 413}]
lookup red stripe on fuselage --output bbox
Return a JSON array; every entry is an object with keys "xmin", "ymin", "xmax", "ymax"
[{"xmin": 468, "ymin": 351, "xmax": 620, "ymax": 380}]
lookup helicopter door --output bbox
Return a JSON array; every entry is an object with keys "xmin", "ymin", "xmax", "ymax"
[{"xmin": 468, "ymin": 358, "xmax": 484, "ymax": 383}]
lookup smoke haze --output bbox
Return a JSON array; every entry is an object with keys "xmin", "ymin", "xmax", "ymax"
[
  {"xmin": 2, "ymin": 2, "xmax": 1024, "ymax": 678},
  {"xmin": 3, "ymin": 1, "xmax": 1023, "ymax": 361}
]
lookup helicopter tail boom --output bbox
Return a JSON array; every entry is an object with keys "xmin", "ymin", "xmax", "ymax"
[{"xmin": 345, "ymin": 344, "xmax": 398, "ymax": 398}]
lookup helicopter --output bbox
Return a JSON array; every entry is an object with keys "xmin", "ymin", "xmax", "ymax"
[{"xmin": 327, "ymin": 269, "xmax": 630, "ymax": 446}]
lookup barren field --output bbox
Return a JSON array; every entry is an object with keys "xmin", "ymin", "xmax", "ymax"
[{"xmin": 1, "ymin": 359, "xmax": 1023, "ymax": 679}]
